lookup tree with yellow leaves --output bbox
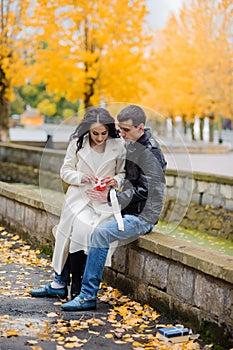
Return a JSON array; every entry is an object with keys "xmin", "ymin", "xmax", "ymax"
[
  {"xmin": 145, "ymin": 0, "xmax": 233, "ymax": 142},
  {"xmin": 27, "ymin": 0, "xmax": 150, "ymax": 110},
  {"xmin": 0, "ymin": 0, "xmax": 31, "ymax": 141}
]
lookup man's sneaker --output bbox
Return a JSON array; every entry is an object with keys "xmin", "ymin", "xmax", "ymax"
[
  {"xmin": 29, "ymin": 283, "xmax": 68, "ymax": 299},
  {"xmin": 61, "ymin": 294, "xmax": 96, "ymax": 311}
]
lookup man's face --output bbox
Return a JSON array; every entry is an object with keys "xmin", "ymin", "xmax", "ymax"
[{"xmin": 118, "ymin": 119, "xmax": 144, "ymax": 142}]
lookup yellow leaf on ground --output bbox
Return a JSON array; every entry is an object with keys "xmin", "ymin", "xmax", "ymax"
[
  {"xmin": 47, "ymin": 312, "xmax": 59, "ymax": 317},
  {"xmin": 25, "ymin": 340, "xmax": 38, "ymax": 345},
  {"xmin": 105, "ymin": 333, "xmax": 114, "ymax": 338},
  {"xmin": 88, "ymin": 330, "xmax": 100, "ymax": 336},
  {"xmin": 12, "ymin": 235, "xmax": 20, "ymax": 241},
  {"xmin": 64, "ymin": 343, "xmax": 75, "ymax": 349},
  {"xmin": 132, "ymin": 341, "xmax": 143, "ymax": 347},
  {"xmin": 6, "ymin": 329, "xmax": 19, "ymax": 337}
]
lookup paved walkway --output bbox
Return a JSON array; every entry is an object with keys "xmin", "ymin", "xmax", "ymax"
[
  {"xmin": 0, "ymin": 229, "xmax": 209, "ymax": 350},
  {"xmin": 165, "ymin": 152, "xmax": 233, "ymax": 177},
  {"xmin": 9, "ymin": 126, "xmax": 233, "ymax": 177}
]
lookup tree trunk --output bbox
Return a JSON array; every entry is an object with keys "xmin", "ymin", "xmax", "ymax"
[
  {"xmin": 190, "ymin": 122, "xmax": 196, "ymax": 141},
  {"xmin": 0, "ymin": 74, "xmax": 10, "ymax": 142},
  {"xmin": 208, "ymin": 114, "xmax": 214, "ymax": 142},
  {"xmin": 182, "ymin": 115, "xmax": 187, "ymax": 135},
  {"xmin": 218, "ymin": 115, "xmax": 223, "ymax": 144},
  {"xmin": 83, "ymin": 76, "xmax": 96, "ymax": 109},
  {"xmin": 199, "ymin": 116, "xmax": 204, "ymax": 141},
  {"xmin": 171, "ymin": 115, "xmax": 176, "ymax": 139}
]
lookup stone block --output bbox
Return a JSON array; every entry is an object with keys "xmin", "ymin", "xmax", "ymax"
[
  {"xmin": 103, "ymin": 268, "xmax": 117, "ymax": 287},
  {"xmin": 177, "ymin": 188, "xmax": 190, "ymax": 202},
  {"xmin": 110, "ymin": 273, "xmax": 138, "ymax": 299},
  {"xmin": 197, "ymin": 181, "xmax": 208, "ymax": 193},
  {"xmin": 128, "ymin": 247, "xmax": 145, "ymax": 280},
  {"xmin": 0, "ymin": 196, "xmax": 7, "ymax": 217},
  {"xmin": 15, "ymin": 202, "xmax": 25, "ymax": 224},
  {"xmin": 225, "ymin": 199, "xmax": 233, "ymax": 211},
  {"xmin": 167, "ymin": 264, "xmax": 195, "ymax": 303},
  {"xmin": 136, "ymin": 283, "xmax": 148, "ymax": 303},
  {"xmin": 168, "ymin": 187, "xmax": 178, "ymax": 198},
  {"xmin": 34, "ymin": 210, "xmax": 49, "ymax": 234},
  {"xmin": 111, "ymin": 245, "xmax": 127, "ymax": 274},
  {"xmin": 202, "ymin": 193, "xmax": 213, "ymax": 206},
  {"xmin": 209, "ymin": 183, "xmax": 220, "ymax": 196},
  {"xmin": 147, "ymin": 285, "xmax": 172, "ymax": 315},
  {"xmin": 165, "ymin": 176, "xmax": 175, "ymax": 187},
  {"xmin": 24, "ymin": 206, "xmax": 36, "ymax": 230},
  {"xmin": 172, "ymin": 299, "xmax": 201, "ymax": 331},
  {"xmin": 224, "ymin": 288, "xmax": 233, "ymax": 330},
  {"xmin": 175, "ymin": 177, "xmax": 184, "ymax": 188},
  {"xmin": 5, "ymin": 198, "xmax": 15, "ymax": 220},
  {"xmin": 194, "ymin": 274, "xmax": 226, "ymax": 316},
  {"xmin": 191, "ymin": 193, "xmax": 200, "ymax": 204},
  {"xmin": 212, "ymin": 196, "xmax": 224, "ymax": 208},
  {"xmin": 144, "ymin": 254, "xmax": 169, "ymax": 289},
  {"xmin": 220, "ymin": 184, "xmax": 233, "ymax": 199},
  {"xmin": 46, "ymin": 213, "xmax": 60, "ymax": 231},
  {"xmin": 184, "ymin": 177, "xmax": 195, "ymax": 194}
]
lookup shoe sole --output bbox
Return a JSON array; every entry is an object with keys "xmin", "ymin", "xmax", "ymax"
[{"xmin": 61, "ymin": 305, "xmax": 96, "ymax": 311}]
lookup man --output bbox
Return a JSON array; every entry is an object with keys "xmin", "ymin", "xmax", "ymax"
[{"xmin": 61, "ymin": 104, "xmax": 167, "ymax": 311}]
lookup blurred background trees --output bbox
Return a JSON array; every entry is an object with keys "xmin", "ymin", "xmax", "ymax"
[{"xmin": 0, "ymin": 0, "xmax": 232, "ymax": 141}]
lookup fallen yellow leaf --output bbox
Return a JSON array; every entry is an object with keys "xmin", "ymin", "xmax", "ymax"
[
  {"xmin": 47, "ymin": 312, "xmax": 59, "ymax": 317},
  {"xmin": 12, "ymin": 235, "xmax": 20, "ymax": 241},
  {"xmin": 105, "ymin": 333, "xmax": 114, "ymax": 338},
  {"xmin": 6, "ymin": 329, "xmax": 19, "ymax": 337},
  {"xmin": 25, "ymin": 340, "xmax": 38, "ymax": 345}
]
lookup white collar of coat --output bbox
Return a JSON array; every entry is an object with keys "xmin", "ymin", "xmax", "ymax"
[{"xmin": 77, "ymin": 135, "xmax": 120, "ymax": 175}]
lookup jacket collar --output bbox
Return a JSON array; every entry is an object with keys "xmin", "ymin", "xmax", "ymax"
[{"xmin": 127, "ymin": 128, "xmax": 151, "ymax": 151}]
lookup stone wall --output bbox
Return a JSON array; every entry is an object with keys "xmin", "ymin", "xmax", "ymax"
[
  {"xmin": 1, "ymin": 143, "xmax": 232, "ymax": 240},
  {"xmin": 161, "ymin": 170, "xmax": 233, "ymax": 240},
  {"xmin": 104, "ymin": 237, "xmax": 233, "ymax": 348},
  {"xmin": 0, "ymin": 180, "xmax": 232, "ymax": 348}
]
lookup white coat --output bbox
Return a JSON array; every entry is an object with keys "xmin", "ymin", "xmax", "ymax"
[{"xmin": 51, "ymin": 135, "xmax": 126, "ymax": 274}]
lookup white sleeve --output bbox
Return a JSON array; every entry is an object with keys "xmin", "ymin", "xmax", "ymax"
[{"xmin": 60, "ymin": 140, "xmax": 85, "ymax": 186}]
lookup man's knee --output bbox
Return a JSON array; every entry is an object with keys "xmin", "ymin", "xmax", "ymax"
[{"xmin": 91, "ymin": 226, "xmax": 109, "ymax": 248}]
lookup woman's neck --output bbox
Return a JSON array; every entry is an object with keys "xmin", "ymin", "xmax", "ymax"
[{"xmin": 90, "ymin": 141, "xmax": 106, "ymax": 153}]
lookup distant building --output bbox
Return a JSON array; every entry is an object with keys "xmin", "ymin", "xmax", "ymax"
[{"xmin": 20, "ymin": 108, "xmax": 44, "ymax": 126}]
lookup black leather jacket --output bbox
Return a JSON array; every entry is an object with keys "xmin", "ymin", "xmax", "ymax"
[{"xmin": 116, "ymin": 129, "xmax": 167, "ymax": 225}]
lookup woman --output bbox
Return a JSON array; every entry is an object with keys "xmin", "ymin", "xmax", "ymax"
[{"xmin": 30, "ymin": 107, "xmax": 125, "ymax": 300}]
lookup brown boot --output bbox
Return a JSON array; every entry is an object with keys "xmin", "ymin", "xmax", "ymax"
[{"xmin": 70, "ymin": 250, "xmax": 87, "ymax": 300}]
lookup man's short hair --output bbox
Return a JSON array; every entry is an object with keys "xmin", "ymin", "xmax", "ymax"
[{"xmin": 117, "ymin": 105, "xmax": 146, "ymax": 126}]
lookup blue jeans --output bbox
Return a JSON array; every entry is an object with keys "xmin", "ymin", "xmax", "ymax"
[
  {"xmin": 54, "ymin": 254, "xmax": 71, "ymax": 286},
  {"xmin": 80, "ymin": 215, "xmax": 154, "ymax": 300}
]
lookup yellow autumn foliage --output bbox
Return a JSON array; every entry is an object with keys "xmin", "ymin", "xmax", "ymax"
[
  {"xmin": 144, "ymin": 0, "xmax": 233, "ymax": 123},
  {"xmin": 25, "ymin": 0, "xmax": 150, "ymax": 108}
]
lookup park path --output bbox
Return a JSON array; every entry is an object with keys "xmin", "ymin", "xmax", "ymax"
[{"xmin": 0, "ymin": 227, "xmax": 211, "ymax": 350}]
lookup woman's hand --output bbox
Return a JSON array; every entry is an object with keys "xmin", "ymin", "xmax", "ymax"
[
  {"xmin": 86, "ymin": 188, "xmax": 108, "ymax": 202},
  {"xmin": 101, "ymin": 176, "xmax": 117, "ymax": 187},
  {"xmin": 81, "ymin": 174, "xmax": 96, "ymax": 183}
]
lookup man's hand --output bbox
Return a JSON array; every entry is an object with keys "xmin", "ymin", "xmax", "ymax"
[{"xmin": 86, "ymin": 189, "xmax": 108, "ymax": 203}]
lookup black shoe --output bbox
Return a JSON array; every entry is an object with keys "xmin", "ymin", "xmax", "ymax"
[{"xmin": 29, "ymin": 283, "xmax": 68, "ymax": 299}]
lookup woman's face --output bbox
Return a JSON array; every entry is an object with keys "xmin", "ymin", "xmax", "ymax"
[{"xmin": 89, "ymin": 123, "xmax": 109, "ymax": 146}]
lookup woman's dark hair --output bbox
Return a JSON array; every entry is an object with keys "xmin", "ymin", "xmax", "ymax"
[{"xmin": 70, "ymin": 107, "xmax": 120, "ymax": 151}]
